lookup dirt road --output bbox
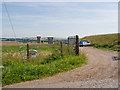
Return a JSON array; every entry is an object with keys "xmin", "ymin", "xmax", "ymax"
[{"xmin": 4, "ymin": 47, "xmax": 118, "ymax": 88}]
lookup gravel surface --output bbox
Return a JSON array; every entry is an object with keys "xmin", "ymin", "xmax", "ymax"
[{"xmin": 4, "ymin": 47, "xmax": 118, "ymax": 88}]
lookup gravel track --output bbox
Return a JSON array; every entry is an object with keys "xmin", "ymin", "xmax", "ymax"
[{"xmin": 4, "ymin": 47, "xmax": 118, "ymax": 88}]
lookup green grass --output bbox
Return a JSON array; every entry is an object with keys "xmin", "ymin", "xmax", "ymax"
[
  {"xmin": 2, "ymin": 44, "xmax": 54, "ymax": 53},
  {"xmin": 2, "ymin": 44, "xmax": 87, "ymax": 86},
  {"xmin": 80, "ymin": 33, "xmax": 120, "ymax": 51}
]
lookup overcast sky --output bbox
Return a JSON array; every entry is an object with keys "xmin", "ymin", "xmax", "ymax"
[{"xmin": 2, "ymin": 2, "xmax": 118, "ymax": 38}]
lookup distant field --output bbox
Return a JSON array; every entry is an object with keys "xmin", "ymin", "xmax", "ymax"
[
  {"xmin": 2, "ymin": 41, "xmax": 20, "ymax": 45},
  {"xmin": 2, "ymin": 41, "xmax": 48, "ymax": 45},
  {"xmin": 80, "ymin": 33, "xmax": 120, "ymax": 51}
]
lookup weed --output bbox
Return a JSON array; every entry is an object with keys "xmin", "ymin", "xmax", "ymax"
[{"xmin": 2, "ymin": 44, "xmax": 87, "ymax": 86}]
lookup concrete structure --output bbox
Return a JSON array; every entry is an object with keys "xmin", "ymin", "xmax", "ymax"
[
  {"xmin": 48, "ymin": 36, "xmax": 54, "ymax": 44},
  {"xmin": 37, "ymin": 36, "xmax": 41, "ymax": 43},
  {"xmin": 68, "ymin": 36, "xmax": 76, "ymax": 45}
]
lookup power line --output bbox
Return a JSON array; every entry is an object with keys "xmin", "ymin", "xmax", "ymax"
[
  {"xmin": 3, "ymin": 0, "xmax": 17, "ymax": 41},
  {"xmin": 2, "ymin": 0, "xmax": 24, "ymax": 58}
]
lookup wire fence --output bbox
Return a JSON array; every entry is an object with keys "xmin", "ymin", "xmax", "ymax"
[{"xmin": 18, "ymin": 35, "xmax": 79, "ymax": 59}]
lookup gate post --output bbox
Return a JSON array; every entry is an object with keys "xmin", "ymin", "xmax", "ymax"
[
  {"xmin": 27, "ymin": 44, "xmax": 29, "ymax": 59},
  {"xmin": 60, "ymin": 42, "xmax": 63, "ymax": 57},
  {"xmin": 75, "ymin": 35, "xmax": 79, "ymax": 56},
  {"xmin": 68, "ymin": 37, "xmax": 70, "ymax": 54}
]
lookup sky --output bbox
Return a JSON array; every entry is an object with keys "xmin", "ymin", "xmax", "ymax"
[{"xmin": 2, "ymin": 2, "xmax": 118, "ymax": 38}]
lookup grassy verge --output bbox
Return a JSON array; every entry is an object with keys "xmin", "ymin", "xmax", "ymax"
[
  {"xmin": 80, "ymin": 33, "xmax": 120, "ymax": 51},
  {"xmin": 2, "ymin": 44, "xmax": 87, "ymax": 86}
]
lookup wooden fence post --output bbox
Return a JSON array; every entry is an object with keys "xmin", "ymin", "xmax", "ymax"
[
  {"xmin": 68, "ymin": 37, "xmax": 69, "ymax": 54},
  {"xmin": 60, "ymin": 42, "xmax": 63, "ymax": 57},
  {"xmin": 75, "ymin": 35, "xmax": 79, "ymax": 56},
  {"xmin": 27, "ymin": 44, "xmax": 29, "ymax": 59}
]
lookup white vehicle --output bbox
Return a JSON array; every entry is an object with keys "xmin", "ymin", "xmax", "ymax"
[
  {"xmin": 22, "ymin": 50, "xmax": 38, "ymax": 59},
  {"xmin": 29, "ymin": 50, "xmax": 38, "ymax": 55},
  {"xmin": 79, "ymin": 40, "xmax": 90, "ymax": 47}
]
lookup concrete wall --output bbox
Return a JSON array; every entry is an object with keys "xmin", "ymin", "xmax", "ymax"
[
  {"xmin": 68, "ymin": 36, "xmax": 76, "ymax": 45},
  {"xmin": 48, "ymin": 37, "xmax": 54, "ymax": 44},
  {"xmin": 37, "ymin": 36, "xmax": 41, "ymax": 43}
]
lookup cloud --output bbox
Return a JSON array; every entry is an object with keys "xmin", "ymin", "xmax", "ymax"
[
  {"xmin": 2, "ymin": 5, "xmax": 117, "ymax": 25},
  {"xmin": 2, "ymin": 0, "xmax": 119, "ymax": 2},
  {"xmin": 2, "ymin": 2, "xmax": 118, "ymax": 38},
  {"xmin": 3, "ymin": 14, "xmax": 117, "ymax": 27},
  {"xmin": 6, "ymin": 2, "xmax": 80, "ymax": 7},
  {"xmin": 3, "ymin": 2, "xmax": 118, "ymax": 15}
]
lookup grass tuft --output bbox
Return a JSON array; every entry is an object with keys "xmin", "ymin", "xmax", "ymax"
[{"xmin": 2, "ymin": 44, "xmax": 87, "ymax": 86}]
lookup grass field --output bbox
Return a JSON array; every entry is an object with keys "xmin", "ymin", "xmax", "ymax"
[
  {"xmin": 2, "ymin": 43, "xmax": 87, "ymax": 86},
  {"xmin": 80, "ymin": 33, "xmax": 120, "ymax": 51}
]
